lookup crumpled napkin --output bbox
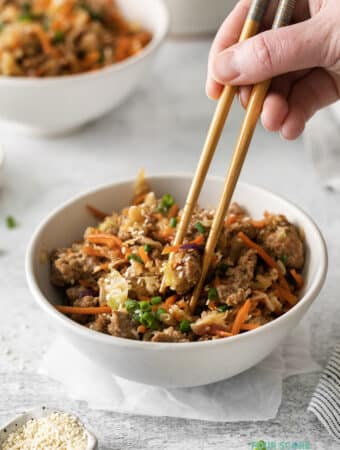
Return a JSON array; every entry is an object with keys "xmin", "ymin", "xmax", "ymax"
[
  {"xmin": 39, "ymin": 322, "xmax": 320, "ymax": 422},
  {"xmin": 304, "ymin": 103, "xmax": 340, "ymax": 192}
]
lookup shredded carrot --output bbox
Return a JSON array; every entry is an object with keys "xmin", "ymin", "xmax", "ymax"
[
  {"xmin": 276, "ymin": 286, "xmax": 297, "ymax": 306},
  {"xmin": 83, "ymin": 245, "xmax": 109, "ymax": 258},
  {"xmin": 86, "ymin": 204, "xmax": 108, "ymax": 220},
  {"xmin": 56, "ymin": 305, "xmax": 111, "ymax": 315},
  {"xmin": 213, "ymin": 276, "xmax": 221, "ymax": 288},
  {"xmin": 238, "ymin": 231, "xmax": 291, "ymax": 292},
  {"xmin": 168, "ymin": 204, "xmax": 179, "ymax": 218},
  {"xmin": 191, "ymin": 234, "xmax": 204, "ymax": 245},
  {"xmin": 225, "ymin": 214, "xmax": 239, "ymax": 227},
  {"xmin": 133, "ymin": 193, "xmax": 146, "ymax": 205},
  {"xmin": 207, "ymin": 300, "xmax": 217, "ymax": 311},
  {"xmin": 211, "ymin": 330, "xmax": 233, "ymax": 337},
  {"xmin": 161, "ymin": 227, "xmax": 175, "ymax": 238},
  {"xmin": 98, "ymin": 263, "xmax": 110, "ymax": 272},
  {"xmin": 32, "ymin": 24, "xmax": 54, "ymax": 54},
  {"xmin": 238, "ymin": 232, "xmax": 279, "ymax": 270},
  {"xmin": 138, "ymin": 246, "xmax": 150, "ymax": 264},
  {"xmin": 241, "ymin": 323, "xmax": 260, "ymax": 331},
  {"xmin": 232, "ymin": 299, "xmax": 252, "ymax": 335},
  {"xmin": 251, "ymin": 219, "xmax": 268, "ymax": 228},
  {"xmin": 165, "ymin": 295, "xmax": 177, "ymax": 306},
  {"xmin": 162, "ymin": 245, "xmax": 180, "ymax": 255},
  {"xmin": 208, "ymin": 325, "xmax": 233, "ymax": 337},
  {"xmin": 86, "ymin": 233, "xmax": 122, "ymax": 249},
  {"xmin": 290, "ymin": 269, "xmax": 304, "ymax": 288},
  {"xmin": 137, "ymin": 325, "xmax": 147, "ymax": 334},
  {"xmin": 177, "ymin": 299, "xmax": 188, "ymax": 310},
  {"xmin": 162, "ymin": 235, "xmax": 204, "ymax": 255},
  {"xmin": 160, "ymin": 295, "xmax": 177, "ymax": 310}
]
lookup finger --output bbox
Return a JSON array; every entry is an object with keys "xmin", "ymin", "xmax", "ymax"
[
  {"xmin": 261, "ymin": 93, "xmax": 289, "ymax": 131},
  {"xmin": 211, "ymin": 17, "xmax": 324, "ymax": 86},
  {"xmin": 240, "ymin": 69, "xmax": 309, "ymax": 110},
  {"xmin": 281, "ymin": 68, "xmax": 340, "ymax": 140},
  {"xmin": 206, "ymin": 0, "xmax": 251, "ymax": 99}
]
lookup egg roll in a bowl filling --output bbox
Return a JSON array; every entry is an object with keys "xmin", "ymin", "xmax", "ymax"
[
  {"xmin": 0, "ymin": 0, "xmax": 152, "ymax": 77},
  {"xmin": 50, "ymin": 172, "xmax": 305, "ymax": 343}
]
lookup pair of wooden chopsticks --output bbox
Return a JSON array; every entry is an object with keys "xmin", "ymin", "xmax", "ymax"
[{"xmin": 161, "ymin": 0, "xmax": 297, "ymax": 311}]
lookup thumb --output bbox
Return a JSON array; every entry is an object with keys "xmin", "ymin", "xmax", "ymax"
[{"xmin": 211, "ymin": 18, "xmax": 324, "ymax": 86}]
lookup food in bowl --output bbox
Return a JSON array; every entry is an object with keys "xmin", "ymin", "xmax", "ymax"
[
  {"xmin": 50, "ymin": 172, "xmax": 305, "ymax": 343},
  {"xmin": 0, "ymin": 0, "xmax": 152, "ymax": 77}
]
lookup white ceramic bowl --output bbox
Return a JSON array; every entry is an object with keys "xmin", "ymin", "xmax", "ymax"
[
  {"xmin": 0, "ymin": 407, "xmax": 97, "ymax": 449},
  {"xmin": 165, "ymin": 0, "xmax": 238, "ymax": 35},
  {"xmin": 0, "ymin": 0, "xmax": 169, "ymax": 136},
  {"xmin": 26, "ymin": 175, "xmax": 327, "ymax": 388}
]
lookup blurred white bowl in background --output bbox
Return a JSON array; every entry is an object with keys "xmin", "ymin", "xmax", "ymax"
[
  {"xmin": 0, "ymin": 0, "xmax": 169, "ymax": 136},
  {"xmin": 165, "ymin": 0, "xmax": 237, "ymax": 35}
]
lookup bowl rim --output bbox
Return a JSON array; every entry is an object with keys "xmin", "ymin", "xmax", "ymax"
[
  {"xmin": 0, "ymin": 0, "xmax": 169, "ymax": 86},
  {"xmin": 26, "ymin": 173, "xmax": 328, "ymax": 350}
]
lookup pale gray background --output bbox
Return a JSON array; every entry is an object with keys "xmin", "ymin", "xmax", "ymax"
[{"xmin": 0, "ymin": 40, "xmax": 339, "ymax": 449}]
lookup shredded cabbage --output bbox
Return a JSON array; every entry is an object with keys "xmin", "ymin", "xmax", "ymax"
[{"xmin": 99, "ymin": 267, "xmax": 128, "ymax": 310}]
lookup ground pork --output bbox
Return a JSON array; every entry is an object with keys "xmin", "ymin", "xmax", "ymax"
[
  {"xmin": 217, "ymin": 250, "xmax": 257, "ymax": 302},
  {"xmin": 50, "ymin": 245, "xmax": 98, "ymax": 286},
  {"xmin": 70, "ymin": 295, "xmax": 99, "ymax": 324},
  {"xmin": 107, "ymin": 311, "xmax": 139, "ymax": 340},
  {"xmin": 258, "ymin": 222, "xmax": 304, "ymax": 269},
  {"xmin": 151, "ymin": 327, "xmax": 189, "ymax": 342},
  {"xmin": 170, "ymin": 250, "xmax": 201, "ymax": 295}
]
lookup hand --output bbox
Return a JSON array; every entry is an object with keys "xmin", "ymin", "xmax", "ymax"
[{"xmin": 206, "ymin": 0, "xmax": 340, "ymax": 139}]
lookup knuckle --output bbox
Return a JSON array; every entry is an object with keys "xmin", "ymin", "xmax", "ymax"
[{"xmin": 252, "ymin": 34, "xmax": 274, "ymax": 73}]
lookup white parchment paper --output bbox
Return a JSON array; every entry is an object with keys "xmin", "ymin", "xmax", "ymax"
[{"xmin": 39, "ymin": 322, "xmax": 320, "ymax": 422}]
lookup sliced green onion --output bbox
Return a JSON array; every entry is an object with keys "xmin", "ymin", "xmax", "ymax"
[
  {"xmin": 98, "ymin": 49, "xmax": 105, "ymax": 64},
  {"xmin": 127, "ymin": 253, "xmax": 144, "ymax": 264},
  {"xmin": 195, "ymin": 222, "xmax": 205, "ymax": 234},
  {"xmin": 139, "ymin": 301, "xmax": 151, "ymax": 312},
  {"xmin": 156, "ymin": 307, "xmax": 166, "ymax": 319},
  {"xmin": 217, "ymin": 305, "xmax": 231, "ymax": 312},
  {"xmin": 169, "ymin": 217, "xmax": 177, "ymax": 228},
  {"xmin": 52, "ymin": 30, "xmax": 65, "ymax": 44},
  {"xmin": 208, "ymin": 287, "xmax": 218, "ymax": 300},
  {"xmin": 150, "ymin": 296, "xmax": 162, "ymax": 305},
  {"xmin": 80, "ymin": 4, "xmax": 103, "ymax": 21},
  {"xmin": 133, "ymin": 309, "xmax": 142, "ymax": 322},
  {"xmin": 158, "ymin": 194, "xmax": 175, "ymax": 213},
  {"xmin": 126, "ymin": 299, "xmax": 139, "ymax": 313},
  {"xmin": 140, "ymin": 312, "xmax": 159, "ymax": 330},
  {"xmin": 281, "ymin": 254, "xmax": 288, "ymax": 264},
  {"xmin": 179, "ymin": 320, "xmax": 191, "ymax": 333},
  {"xmin": 143, "ymin": 244, "xmax": 152, "ymax": 253},
  {"xmin": 6, "ymin": 216, "xmax": 16, "ymax": 229}
]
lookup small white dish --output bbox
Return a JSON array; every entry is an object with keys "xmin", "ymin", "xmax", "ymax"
[
  {"xmin": 0, "ymin": 406, "xmax": 98, "ymax": 450},
  {"xmin": 26, "ymin": 174, "xmax": 327, "ymax": 388},
  {"xmin": 0, "ymin": 0, "xmax": 169, "ymax": 136}
]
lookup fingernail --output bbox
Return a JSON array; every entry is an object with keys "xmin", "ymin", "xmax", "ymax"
[{"xmin": 213, "ymin": 50, "xmax": 240, "ymax": 83}]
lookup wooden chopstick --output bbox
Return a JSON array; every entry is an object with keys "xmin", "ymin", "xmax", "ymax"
[
  {"xmin": 160, "ymin": 0, "xmax": 271, "ymax": 294},
  {"xmin": 189, "ymin": 0, "xmax": 297, "ymax": 312}
]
